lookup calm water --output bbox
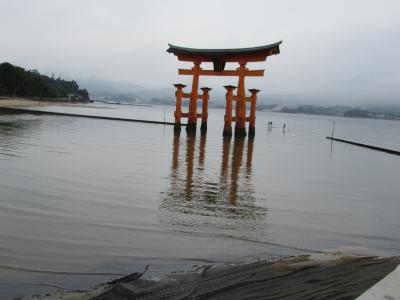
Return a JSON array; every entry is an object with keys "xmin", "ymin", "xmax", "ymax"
[{"xmin": 1, "ymin": 104, "xmax": 400, "ymax": 298}]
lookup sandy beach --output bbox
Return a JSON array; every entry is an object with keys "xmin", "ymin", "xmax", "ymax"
[
  {"xmin": 0, "ymin": 98, "xmax": 46, "ymax": 107},
  {"xmin": 0, "ymin": 98, "xmax": 107, "ymax": 109},
  {"xmin": 0, "ymin": 97, "xmax": 99, "ymax": 108},
  {"xmin": 0, "ymin": 97, "xmax": 88, "ymax": 108}
]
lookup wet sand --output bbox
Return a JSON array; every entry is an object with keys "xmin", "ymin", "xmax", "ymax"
[
  {"xmin": 29, "ymin": 253, "xmax": 400, "ymax": 300},
  {"xmin": 0, "ymin": 98, "xmax": 82, "ymax": 109},
  {"xmin": 0, "ymin": 98, "xmax": 44, "ymax": 107},
  {"xmin": 0, "ymin": 98, "xmax": 103, "ymax": 109}
]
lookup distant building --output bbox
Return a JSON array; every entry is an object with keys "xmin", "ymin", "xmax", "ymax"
[
  {"xmin": 66, "ymin": 92, "xmax": 89, "ymax": 103},
  {"xmin": 271, "ymin": 104, "xmax": 298, "ymax": 112}
]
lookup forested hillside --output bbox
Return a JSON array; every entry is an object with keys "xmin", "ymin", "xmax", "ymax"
[{"xmin": 0, "ymin": 62, "xmax": 89, "ymax": 100}]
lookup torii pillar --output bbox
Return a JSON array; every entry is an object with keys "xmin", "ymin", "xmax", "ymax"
[
  {"xmin": 200, "ymin": 87, "xmax": 211, "ymax": 134},
  {"xmin": 186, "ymin": 62, "xmax": 201, "ymax": 134},
  {"xmin": 223, "ymin": 85, "xmax": 236, "ymax": 137},
  {"xmin": 173, "ymin": 83, "xmax": 186, "ymax": 133},
  {"xmin": 248, "ymin": 89, "xmax": 260, "ymax": 137},
  {"xmin": 235, "ymin": 62, "xmax": 247, "ymax": 137}
]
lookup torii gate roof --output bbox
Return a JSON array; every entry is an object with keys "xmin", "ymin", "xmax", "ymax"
[{"xmin": 167, "ymin": 41, "xmax": 282, "ymax": 63}]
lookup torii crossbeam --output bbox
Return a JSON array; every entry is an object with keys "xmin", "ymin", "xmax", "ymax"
[{"xmin": 167, "ymin": 41, "xmax": 282, "ymax": 137}]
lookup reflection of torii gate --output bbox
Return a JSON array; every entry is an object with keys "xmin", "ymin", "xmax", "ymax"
[{"xmin": 167, "ymin": 41, "xmax": 282, "ymax": 137}]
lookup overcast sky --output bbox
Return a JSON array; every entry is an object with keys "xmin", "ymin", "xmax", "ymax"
[{"xmin": 1, "ymin": 0, "xmax": 399, "ymax": 103}]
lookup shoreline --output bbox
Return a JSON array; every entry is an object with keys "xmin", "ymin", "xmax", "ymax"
[
  {"xmin": 0, "ymin": 98, "xmax": 180, "ymax": 125},
  {"xmin": 0, "ymin": 98, "xmax": 48, "ymax": 108},
  {"xmin": 0, "ymin": 106, "xmax": 178, "ymax": 126},
  {"xmin": 29, "ymin": 253, "xmax": 400, "ymax": 300},
  {"xmin": 0, "ymin": 97, "xmax": 90, "ymax": 108}
]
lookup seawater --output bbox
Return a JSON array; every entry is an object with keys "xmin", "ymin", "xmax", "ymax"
[{"xmin": 1, "ymin": 104, "xmax": 399, "ymax": 298}]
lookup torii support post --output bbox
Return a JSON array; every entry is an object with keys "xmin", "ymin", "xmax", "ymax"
[
  {"xmin": 200, "ymin": 87, "xmax": 211, "ymax": 134},
  {"xmin": 223, "ymin": 85, "xmax": 236, "ymax": 137},
  {"xmin": 186, "ymin": 62, "xmax": 201, "ymax": 134},
  {"xmin": 173, "ymin": 83, "xmax": 186, "ymax": 133},
  {"xmin": 248, "ymin": 89, "xmax": 260, "ymax": 137},
  {"xmin": 235, "ymin": 62, "xmax": 247, "ymax": 137}
]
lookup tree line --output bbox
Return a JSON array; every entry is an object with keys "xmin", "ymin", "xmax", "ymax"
[{"xmin": 0, "ymin": 62, "xmax": 89, "ymax": 100}]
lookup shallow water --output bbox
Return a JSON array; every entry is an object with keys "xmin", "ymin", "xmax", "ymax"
[{"xmin": 1, "ymin": 104, "xmax": 400, "ymax": 298}]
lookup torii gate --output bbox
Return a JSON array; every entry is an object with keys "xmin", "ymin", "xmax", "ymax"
[{"xmin": 167, "ymin": 41, "xmax": 282, "ymax": 137}]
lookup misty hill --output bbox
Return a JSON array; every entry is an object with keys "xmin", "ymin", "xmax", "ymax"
[
  {"xmin": 77, "ymin": 78, "xmax": 144, "ymax": 96},
  {"xmin": 77, "ymin": 78, "xmax": 343, "ymax": 106},
  {"xmin": 0, "ymin": 62, "xmax": 89, "ymax": 100},
  {"xmin": 78, "ymin": 78, "xmax": 400, "ymax": 121},
  {"xmin": 269, "ymin": 104, "xmax": 400, "ymax": 120},
  {"xmin": 78, "ymin": 78, "xmax": 174, "ymax": 102},
  {"xmin": 78, "ymin": 78, "xmax": 300, "ymax": 105}
]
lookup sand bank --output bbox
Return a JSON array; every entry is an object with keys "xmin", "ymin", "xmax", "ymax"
[
  {"xmin": 0, "ymin": 98, "xmax": 44, "ymax": 107},
  {"xmin": 0, "ymin": 97, "xmax": 102, "ymax": 109},
  {"xmin": 29, "ymin": 253, "xmax": 400, "ymax": 300}
]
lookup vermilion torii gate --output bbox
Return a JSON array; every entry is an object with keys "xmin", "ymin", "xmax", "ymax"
[{"xmin": 167, "ymin": 41, "xmax": 282, "ymax": 137}]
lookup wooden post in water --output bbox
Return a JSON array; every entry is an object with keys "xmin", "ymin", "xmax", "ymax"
[
  {"xmin": 173, "ymin": 84, "xmax": 186, "ymax": 133},
  {"xmin": 187, "ymin": 62, "xmax": 201, "ymax": 134},
  {"xmin": 223, "ymin": 85, "xmax": 236, "ymax": 137},
  {"xmin": 235, "ymin": 62, "xmax": 247, "ymax": 137},
  {"xmin": 248, "ymin": 89, "xmax": 260, "ymax": 137},
  {"xmin": 200, "ymin": 87, "xmax": 211, "ymax": 134}
]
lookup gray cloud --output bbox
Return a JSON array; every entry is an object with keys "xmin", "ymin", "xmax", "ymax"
[{"xmin": 1, "ymin": 0, "xmax": 399, "ymax": 104}]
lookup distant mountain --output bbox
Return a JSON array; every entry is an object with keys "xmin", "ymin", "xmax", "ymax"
[
  {"xmin": 77, "ymin": 78, "xmax": 145, "ymax": 96},
  {"xmin": 77, "ymin": 78, "xmax": 320, "ymax": 105},
  {"xmin": 133, "ymin": 87, "xmax": 174, "ymax": 101},
  {"xmin": 77, "ymin": 78, "xmax": 400, "ymax": 109},
  {"xmin": 77, "ymin": 78, "xmax": 176, "ymax": 103}
]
